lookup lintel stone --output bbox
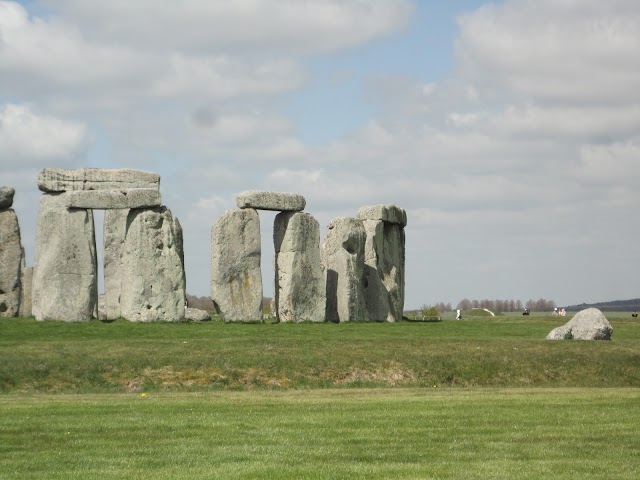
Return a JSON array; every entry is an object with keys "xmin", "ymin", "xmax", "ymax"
[
  {"xmin": 38, "ymin": 168, "xmax": 160, "ymax": 193},
  {"xmin": 64, "ymin": 188, "xmax": 161, "ymax": 209},
  {"xmin": 236, "ymin": 190, "xmax": 305, "ymax": 212},
  {"xmin": 356, "ymin": 204, "xmax": 407, "ymax": 227}
]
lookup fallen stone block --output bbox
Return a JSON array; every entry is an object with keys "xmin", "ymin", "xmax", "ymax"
[
  {"xmin": 185, "ymin": 307, "xmax": 211, "ymax": 322},
  {"xmin": 236, "ymin": 190, "xmax": 306, "ymax": 212},
  {"xmin": 38, "ymin": 168, "xmax": 160, "ymax": 192},
  {"xmin": 546, "ymin": 308, "xmax": 613, "ymax": 340}
]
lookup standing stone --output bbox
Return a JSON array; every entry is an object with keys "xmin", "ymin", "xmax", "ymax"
[
  {"xmin": 274, "ymin": 212, "xmax": 326, "ymax": 322},
  {"xmin": 32, "ymin": 193, "xmax": 98, "ymax": 322},
  {"xmin": 119, "ymin": 207, "xmax": 186, "ymax": 322},
  {"xmin": 357, "ymin": 205, "xmax": 406, "ymax": 322},
  {"xmin": 19, "ymin": 266, "xmax": 33, "ymax": 317},
  {"xmin": 211, "ymin": 208, "xmax": 263, "ymax": 322},
  {"xmin": 0, "ymin": 186, "xmax": 15, "ymax": 210},
  {"xmin": 104, "ymin": 209, "xmax": 129, "ymax": 320},
  {"xmin": 236, "ymin": 191, "xmax": 306, "ymax": 212},
  {"xmin": 322, "ymin": 217, "xmax": 368, "ymax": 322},
  {"xmin": 0, "ymin": 208, "xmax": 24, "ymax": 317}
]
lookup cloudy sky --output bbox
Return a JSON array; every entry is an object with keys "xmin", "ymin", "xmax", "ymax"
[{"xmin": 2, "ymin": 0, "xmax": 639, "ymax": 309}]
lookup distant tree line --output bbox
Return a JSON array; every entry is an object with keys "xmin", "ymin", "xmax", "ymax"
[{"xmin": 452, "ymin": 298, "xmax": 556, "ymax": 313}]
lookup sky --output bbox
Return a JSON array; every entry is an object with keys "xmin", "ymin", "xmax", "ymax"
[{"xmin": 1, "ymin": 0, "xmax": 639, "ymax": 310}]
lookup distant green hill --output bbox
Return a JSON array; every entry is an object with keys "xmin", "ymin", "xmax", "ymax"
[{"xmin": 565, "ymin": 298, "xmax": 640, "ymax": 312}]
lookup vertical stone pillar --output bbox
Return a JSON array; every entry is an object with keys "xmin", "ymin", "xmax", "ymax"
[
  {"xmin": 19, "ymin": 266, "xmax": 33, "ymax": 317},
  {"xmin": 322, "ymin": 217, "xmax": 368, "ymax": 322},
  {"xmin": 211, "ymin": 208, "xmax": 263, "ymax": 322},
  {"xmin": 104, "ymin": 209, "xmax": 128, "ymax": 320},
  {"xmin": 119, "ymin": 206, "xmax": 186, "ymax": 322},
  {"xmin": 274, "ymin": 212, "xmax": 326, "ymax": 322},
  {"xmin": 32, "ymin": 193, "xmax": 98, "ymax": 321},
  {"xmin": 0, "ymin": 187, "xmax": 24, "ymax": 317},
  {"xmin": 357, "ymin": 205, "xmax": 406, "ymax": 322}
]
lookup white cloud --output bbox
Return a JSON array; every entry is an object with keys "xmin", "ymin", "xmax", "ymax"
[{"xmin": 0, "ymin": 104, "xmax": 89, "ymax": 166}]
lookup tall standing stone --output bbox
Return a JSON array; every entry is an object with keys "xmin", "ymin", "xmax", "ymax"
[
  {"xmin": 119, "ymin": 207, "xmax": 186, "ymax": 322},
  {"xmin": 0, "ymin": 196, "xmax": 24, "ymax": 317},
  {"xmin": 19, "ymin": 266, "xmax": 33, "ymax": 317},
  {"xmin": 357, "ymin": 205, "xmax": 406, "ymax": 322},
  {"xmin": 103, "ymin": 209, "xmax": 129, "ymax": 319},
  {"xmin": 211, "ymin": 208, "xmax": 263, "ymax": 322},
  {"xmin": 274, "ymin": 212, "xmax": 326, "ymax": 322},
  {"xmin": 322, "ymin": 217, "xmax": 368, "ymax": 322},
  {"xmin": 32, "ymin": 193, "xmax": 98, "ymax": 321}
]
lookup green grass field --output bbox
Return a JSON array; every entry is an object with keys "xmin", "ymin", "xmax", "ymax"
[{"xmin": 1, "ymin": 315, "xmax": 639, "ymax": 478}]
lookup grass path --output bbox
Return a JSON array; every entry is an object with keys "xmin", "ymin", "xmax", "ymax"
[{"xmin": 1, "ymin": 388, "xmax": 639, "ymax": 479}]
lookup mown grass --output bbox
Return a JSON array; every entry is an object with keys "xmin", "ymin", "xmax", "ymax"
[
  {"xmin": 1, "ymin": 388, "xmax": 639, "ymax": 479},
  {"xmin": 1, "ymin": 315, "xmax": 639, "ymax": 393}
]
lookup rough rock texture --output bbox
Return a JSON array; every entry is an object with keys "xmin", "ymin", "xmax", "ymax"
[
  {"xmin": 185, "ymin": 307, "xmax": 211, "ymax": 322},
  {"xmin": 104, "ymin": 209, "xmax": 129, "ymax": 320},
  {"xmin": 546, "ymin": 308, "xmax": 613, "ymax": 340},
  {"xmin": 357, "ymin": 205, "xmax": 406, "ymax": 322},
  {"xmin": 97, "ymin": 294, "xmax": 107, "ymax": 320},
  {"xmin": 119, "ymin": 207, "xmax": 186, "ymax": 322},
  {"xmin": 0, "ymin": 209, "xmax": 24, "ymax": 317},
  {"xmin": 236, "ymin": 190, "xmax": 306, "ymax": 212},
  {"xmin": 38, "ymin": 168, "xmax": 160, "ymax": 192},
  {"xmin": 211, "ymin": 208, "xmax": 263, "ymax": 322},
  {"xmin": 322, "ymin": 217, "xmax": 368, "ymax": 322},
  {"xmin": 19, "ymin": 266, "xmax": 32, "ymax": 317},
  {"xmin": 32, "ymin": 193, "xmax": 98, "ymax": 322},
  {"xmin": 0, "ymin": 186, "xmax": 15, "ymax": 210},
  {"xmin": 357, "ymin": 204, "xmax": 407, "ymax": 227},
  {"xmin": 64, "ymin": 188, "xmax": 161, "ymax": 209},
  {"xmin": 274, "ymin": 212, "xmax": 326, "ymax": 322}
]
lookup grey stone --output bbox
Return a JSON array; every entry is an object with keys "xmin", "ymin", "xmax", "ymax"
[
  {"xmin": 274, "ymin": 212, "xmax": 326, "ymax": 322},
  {"xmin": 185, "ymin": 307, "xmax": 211, "ymax": 322},
  {"xmin": 0, "ymin": 186, "xmax": 15, "ymax": 210},
  {"xmin": 97, "ymin": 294, "xmax": 107, "ymax": 320},
  {"xmin": 64, "ymin": 188, "xmax": 161, "ymax": 209},
  {"xmin": 546, "ymin": 308, "xmax": 613, "ymax": 340},
  {"xmin": 0, "ymin": 209, "xmax": 24, "ymax": 317},
  {"xmin": 32, "ymin": 193, "xmax": 98, "ymax": 322},
  {"xmin": 211, "ymin": 208, "xmax": 263, "ymax": 322},
  {"xmin": 360, "ymin": 217, "xmax": 406, "ymax": 322},
  {"xmin": 19, "ymin": 266, "xmax": 32, "ymax": 317},
  {"xmin": 104, "ymin": 209, "xmax": 128, "ymax": 320},
  {"xmin": 119, "ymin": 207, "xmax": 186, "ymax": 322},
  {"xmin": 236, "ymin": 190, "xmax": 306, "ymax": 212},
  {"xmin": 38, "ymin": 168, "xmax": 159, "ymax": 193},
  {"xmin": 357, "ymin": 204, "xmax": 407, "ymax": 227},
  {"xmin": 322, "ymin": 217, "xmax": 368, "ymax": 322}
]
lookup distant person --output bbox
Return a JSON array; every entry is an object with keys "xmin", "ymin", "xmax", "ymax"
[
  {"xmin": 633, "ymin": 310, "xmax": 638, "ymax": 318},
  {"xmin": 456, "ymin": 309, "xmax": 461, "ymax": 320},
  {"xmin": 522, "ymin": 308, "xmax": 530, "ymax": 316},
  {"xmin": 560, "ymin": 308, "xmax": 566, "ymax": 317}
]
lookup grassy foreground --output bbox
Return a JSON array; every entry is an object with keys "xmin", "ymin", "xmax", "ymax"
[
  {"xmin": 1, "ymin": 388, "xmax": 639, "ymax": 479},
  {"xmin": 1, "ymin": 316, "xmax": 639, "ymax": 392}
]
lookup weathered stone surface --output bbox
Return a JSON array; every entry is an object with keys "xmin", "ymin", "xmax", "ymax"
[
  {"xmin": 185, "ymin": 307, "xmax": 211, "ymax": 322},
  {"xmin": 119, "ymin": 207, "xmax": 186, "ymax": 322},
  {"xmin": 64, "ymin": 188, "xmax": 161, "ymax": 209},
  {"xmin": 361, "ymin": 217, "xmax": 406, "ymax": 322},
  {"xmin": 97, "ymin": 294, "xmax": 107, "ymax": 320},
  {"xmin": 357, "ymin": 204, "xmax": 407, "ymax": 227},
  {"xmin": 19, "ymin": 266, "xmax": 32, "ymax": 317},
  {"xmin": 236, "ymin": 190, "xmax": 306, "ymax": 212},
  {"xmin": 0, "ymin": 209, "xmax": 24, "ymax": 317},
  {"xmin": 274, "ymin": 212, "xmax": 326, "ymax": 322},
  {"xmin": 546, "ymin": 308, "xmax": 613, "ymax": 340},
  {"xmin": 32, "ymin": 193, "xmax": 98, "ymax": 322},
  {"xmin": 38, "ymin": 168, "xmax": 160, "ymax": 192},
  {"xmin": 211, "ymin": 208, "xmax": 263, "ymax": 322},
  {"xmin": 322, "ymin": 217, "xmax": 368, "ymax": 322},
  {"xmin": 0, "ymin": 186, "xmax": 15, "ymax": 210},
  {"xmin": 104, "ymin": 209, "xmax": 128, "ymax": 320}
]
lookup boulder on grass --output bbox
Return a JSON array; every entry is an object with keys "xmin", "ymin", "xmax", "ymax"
[
  {"xmin": 185, "ymin": 307, "xmax": 211, "ymax": 322},
  {"xmin": 546, "ymin": 308, "xmax": 612, "ymax": 340}
]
